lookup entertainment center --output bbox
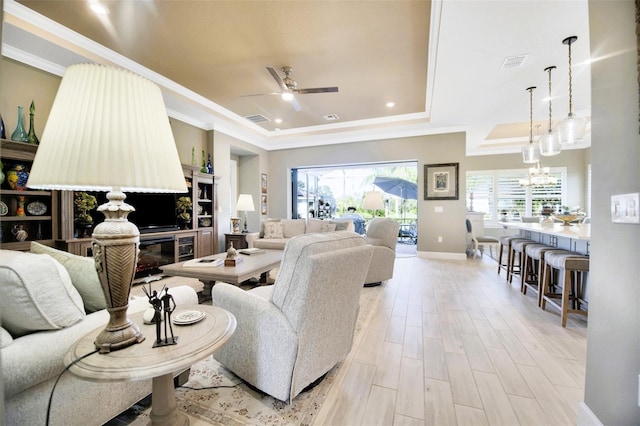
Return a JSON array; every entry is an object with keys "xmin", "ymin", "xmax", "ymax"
[{"xmin": 0, "ymin": 140, "xmax": 218, "ymax": 274}]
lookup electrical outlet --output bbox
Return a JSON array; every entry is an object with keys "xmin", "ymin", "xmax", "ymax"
[{"xmin": 438, "ymin": 236, "xmax": 443, "ymax": 243}]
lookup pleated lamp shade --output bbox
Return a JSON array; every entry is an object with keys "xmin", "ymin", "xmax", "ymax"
[{"xmin": 27, "ymin": 63, "xmax": 186, "ymax": 193}]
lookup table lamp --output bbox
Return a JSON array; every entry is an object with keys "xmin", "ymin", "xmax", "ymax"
[
  {"xmin": 363, "ymin": 190, "xmax": 385, "ymax": 217},
  {"xmin": 27, "ymin": 63, "xmax": 187, "ymax": 353},
  {"xmin": 236, "ymin": 194, "xmax": 255, "ymax": 233}
]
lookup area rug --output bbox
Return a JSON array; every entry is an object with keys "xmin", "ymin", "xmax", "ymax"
[{"xmin": 132, "ymin": 284, "xmax": 383, "ymax": 426}]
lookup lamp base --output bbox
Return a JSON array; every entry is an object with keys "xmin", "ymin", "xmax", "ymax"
[
  {"xmin": 95, "ymin": 307, "xmax": 145, "ymax": 353},
  {"xmin": 231, "ymin": 217, "xmax": 241, "ymax": 233},
  {"xmin": 92, "ymin": 190, "xmax": 145, "ymax": 354}
]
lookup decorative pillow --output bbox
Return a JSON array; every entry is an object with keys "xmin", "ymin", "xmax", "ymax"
[
  {"xmin": 30, "ymin": 242, "xmax": 106, "ymax": 313},
  {"xmin": 0, "ymin": 250, "xmax": 85, "ymax": 337},
  {"xmin": 259, "ymin": 218, "xmax": 281, "ymax": 238},
  {"xmin": 0, "ymin": 327, "xmax": 13, "ymax": 348},
  {"xmin": 331, "ymin": 220, "xmax": 351, "ymax": 231},
  {"xmin": 306, "ymin": 219, "xmax": 336, "ymax": 233},
  {"xmin": 281, "ymin": 219, "xmax": 306, "ymax": 238},
  {"xmin": 305, "ymin": 218, "xmax": 324, "ymax": 233},
  {"xmin": 263, "ymin": 221, "xmax": 284, "ymax": 239}
]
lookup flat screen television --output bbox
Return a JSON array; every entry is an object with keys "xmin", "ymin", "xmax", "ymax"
[{"xmin": 84, "ymin": 191, "xmax": 183, "ymax": 233}]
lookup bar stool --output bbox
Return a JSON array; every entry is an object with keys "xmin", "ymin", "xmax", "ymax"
[
  {"xmin": 541, "ymin": 252, "xmax": 590, "ymax": 327},
  {"xmin": 497, "ymin": 236, "xmax": 530, "ymax": 278},
  {"xmin": 522, "ymin": 245, "xmax": 571, "ymax": 306},
  {"xmin": 507, "ymin": 238, "xmax": 535, "ymax": 284}
]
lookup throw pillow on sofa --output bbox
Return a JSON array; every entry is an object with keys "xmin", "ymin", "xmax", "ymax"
[
  {"xmin": 0, "ymin": 250, "xmax": 85, "ymax": 337},
  {"xmin": 263, "ymin": 221, "xmax": 284, "ymax": 239},
  {"xmin": 259, "ymin": 218, "xmax": 281, "ymax": 238},
  {"xmin": 30, "ymin": 242, "xmax": 106, "ymax": 313},
  {"xmin": 281, "ymin": 219, "xmax": 306, "ymax": 238},
  {"xmin": 306, "ymin": 218, "xmax": 336, "ymax": 233}
]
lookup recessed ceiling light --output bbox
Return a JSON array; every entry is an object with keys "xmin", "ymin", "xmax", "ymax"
[
  {"xmin": 386, "ymin": 102, "xmax": 395, "ymax": 108},
  {"xmin": 275, "ymin": 118, "xmax": 283, "ymax": 124},
  {"xmin": 89, "ymin": 1, "xmax": 109, "ymax": 15},
  {"xmin": 274, "ymin": 128, "xmax": 281, "ymax": 131}
]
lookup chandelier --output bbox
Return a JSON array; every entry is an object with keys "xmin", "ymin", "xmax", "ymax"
[{"xmin": 519, "ymin": 161, "xmax": 558, "ymax": 187}]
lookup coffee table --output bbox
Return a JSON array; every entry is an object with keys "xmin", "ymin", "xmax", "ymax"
[
  {"xmin": 65, "ymin": 305, "xmax": 236, "ymax": 425},
  {"xmin": 161, "ymin": 249, "xmax": 283, "ymax": 300}
]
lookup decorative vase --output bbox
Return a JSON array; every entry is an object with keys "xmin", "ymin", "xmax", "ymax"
[
  {"xmin": 16, "ymin": 196, "xmax": 26, "ymax": 217},
  {"xmin": 0, "ymin": 161, "xmax": 5, "ymax": 186},
  {"xmin": 12, "ymin": 224, "xmax": 28, "ymax": 242},
  {"xmin": 0, "ymin": 114, "xmax": 6, "ymax": 139},
  {"xmin": 207, "ymin": 153, "xmax": 213, "ymax": 174},
  {"xmin": 27, "ymin": 101, "xmax": 39, "ymax": 145},
  {"xmin": 10, "ymin": 106, "xmax": 28, "ymax": 142},
  {"xmin": 200, "ymin": 150, "xmax": 207, "ymax": 173},
  {"xmin": 6, "ymin": 164, "xmax": 29, "ymax": 190}
]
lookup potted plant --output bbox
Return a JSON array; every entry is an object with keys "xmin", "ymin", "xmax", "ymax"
[
  {"xmin": 74, "ymin": 192, "xmax": 97, "ymax": 237},
  {"xmin": 176, "ymin": 196, "xmax": 192, "ymax": 229}
]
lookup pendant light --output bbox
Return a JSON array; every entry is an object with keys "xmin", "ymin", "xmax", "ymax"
[
  {"xmin": 558, "ymin": 36, "xmax": 587, "ymax": 145},
  {"xmin": 539, "ymin": 66, "xmax": 562, "ymax": 156},
  {"xmin": 522, "ymin": 86, "xmax": 540, "ymax": 164}
]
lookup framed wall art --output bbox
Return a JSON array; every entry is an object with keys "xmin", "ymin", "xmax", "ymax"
[
  {"xmin": 424, "ymin": 163, "xmax": 459, "ymax": 200},
  {"xmin": 261, "ymin": 173, "xmax": 268, "ymax": 194},
  {"xmin": 261, "ymin": 195, "xmax": 268, "ymax": 215}
]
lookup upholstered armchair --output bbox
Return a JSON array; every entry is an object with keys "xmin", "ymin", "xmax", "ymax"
[
  {"xmin": 364, "ymin": 218, "xmax": 400, "ymax": 286},
  {"xmin": 211, "ymin": 232, "xmax": 373, "ymax": 402}
]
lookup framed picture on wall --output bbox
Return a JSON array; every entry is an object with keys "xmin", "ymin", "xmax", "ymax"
[
  {"xmin": 261, "ymin": 195, "xmax": 267, "ymax": 215},
  {"xmin": 424, "ymin": 163, "xmax": 459, "ymax": 200},
  {"xmin": 261, "ymin": 173, "xmax": 268, "ymax": 194}
]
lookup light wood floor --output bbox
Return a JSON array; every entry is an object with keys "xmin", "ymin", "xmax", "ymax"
[{"xmin": 314, "ymin": 254, "xmax": 587, "ymax": 426}]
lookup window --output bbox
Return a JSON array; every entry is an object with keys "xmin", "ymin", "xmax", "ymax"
[{"xmin": 466, "ymin": 168, "xmax": 567, "ymax": 221}]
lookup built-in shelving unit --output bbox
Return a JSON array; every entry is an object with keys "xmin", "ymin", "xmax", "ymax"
[{"xmin": 0, "ymin": 139, "xmax": 59, "ymax": 250}]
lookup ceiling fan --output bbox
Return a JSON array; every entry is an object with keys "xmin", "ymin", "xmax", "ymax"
[{"xmin": 243, "ymin": 66, "xmax": 339, "ymax": 111}]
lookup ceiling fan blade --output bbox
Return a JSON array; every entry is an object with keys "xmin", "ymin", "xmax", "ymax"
[
  {"xmin": 296, "ymin": 87, "xmax": 339, "ymax": 94},
  {"xmin": 240, "ymin": 92, "xmax": 280, "ymax": 97},
  {"xmin": 266, "ymin": 66, "xmax": 287, "ymax": 91},
  {"xmin": 290, "ymin": 97, "xmax": 302, "ymax": 112}
]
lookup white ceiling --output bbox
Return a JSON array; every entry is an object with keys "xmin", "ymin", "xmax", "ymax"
[{"xmin": 2, "ymin": 0, "xmax": 591, "ymax": 156}]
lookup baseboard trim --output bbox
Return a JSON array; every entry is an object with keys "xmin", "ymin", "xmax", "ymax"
[
  {"xmin": 578, "ymin": 402, "xmax": 603, "ymax": 426},
  {"xmin": 417, "ymin": 251, "xmax": 467, "ymax": 260}
]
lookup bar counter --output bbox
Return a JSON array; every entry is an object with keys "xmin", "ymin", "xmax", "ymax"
[{"xmin": 504, "ymin": 222, "xmax": 590, "ymax": 254}]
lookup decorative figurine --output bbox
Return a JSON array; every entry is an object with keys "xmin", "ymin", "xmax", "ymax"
[
  {"xmin": 226, "ymin": 241, "xmax": 238, "ymax": 259},
  {"xmin": 161, "ymin": 288, "xmax": 177, "ymax": 345}
]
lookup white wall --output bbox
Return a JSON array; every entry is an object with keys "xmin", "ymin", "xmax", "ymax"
[{"xmin": 581, "ymin": 1, "xmax": 640, "ymax": 424}]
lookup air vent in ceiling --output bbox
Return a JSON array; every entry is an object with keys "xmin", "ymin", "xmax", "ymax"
[
  {"xmin": 500, "ymin": 55, "xmax": 528, "ymax": 70},
  {"xmin": 323, "ymin": 114, "xmax": 340, "ymax": 121},
  {"xmin": 245, "ymin": 114, "xmax": 270, "ymax": 123}
]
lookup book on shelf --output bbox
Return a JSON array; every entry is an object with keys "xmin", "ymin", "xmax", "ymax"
[
  {"xmin": 183, "ymin": 258, "xmax": 224, "ymax": 268},
  {"xmin": 238, "ymin": 248, "xmax": 265, "ymax": 255}
]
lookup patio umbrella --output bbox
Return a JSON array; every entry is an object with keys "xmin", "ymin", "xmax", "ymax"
[
  {"xmin": 373, "ymin": 177, "xmax": 418, "ymax": 200},
  {"xmin": 373, "ymin": 177, "xmax": 418, "ymax": 222}
]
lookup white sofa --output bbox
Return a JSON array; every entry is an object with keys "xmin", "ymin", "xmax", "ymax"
[
  {"xmin": 0, "ymin": 243, "xmax": 199, "ymax": 426},
  {"xmin": 212, "ymin": 232, "xmax": 373, "ymax": 402},
  {"xmin": 252, "ymin": 217, "xmax": 355, "ymax": 250}
]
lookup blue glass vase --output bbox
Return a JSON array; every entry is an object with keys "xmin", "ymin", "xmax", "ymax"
[
  {"xmin": 10, "ymin": 106, "xmax": 28, "ymax": 142},
  {"xmin": 0, "ymin": 114, "xmax": 6, "ymax": 139}
]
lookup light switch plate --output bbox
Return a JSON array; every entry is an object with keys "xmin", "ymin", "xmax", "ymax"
[{"xmin": 434, "ymin": 206, "xmax": 443, "ymax": 213}]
